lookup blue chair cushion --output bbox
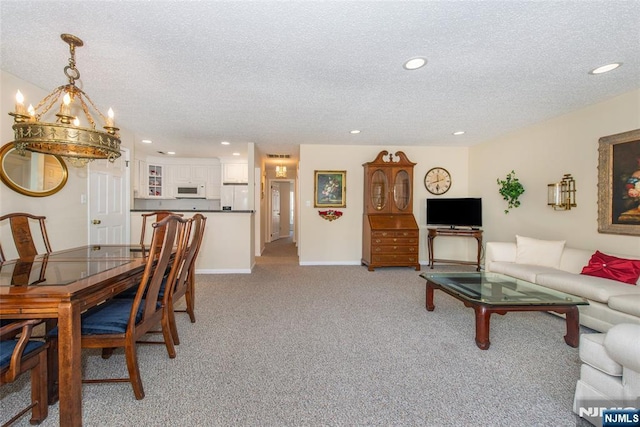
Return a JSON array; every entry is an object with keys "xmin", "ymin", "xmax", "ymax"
[
  {"xmin": 116, "ymin": 272, "xmax": 169, "ymax": 299},
  {"xmin": 0, "ymin": 340, "xmax": 45, "ymax": 369},
  {"xmin": 49, "ymin": 299, "xmax": 155, "ymax": 336}
]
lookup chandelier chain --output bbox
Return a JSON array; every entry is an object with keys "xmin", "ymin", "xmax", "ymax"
[
  {"xmin": 76, "ymin": 93, "xmax": 97, "ymax": 128},
  {"xmin": 33, "ymin": 86, "xmax": 66, "ymax": 119},
  {"xmin": 76, "ymin": 88, "xmax": 108, "ymax": 125},
  {"xmin": 63, "ymin": 36, "xmax": 81, "ymax": 85}
]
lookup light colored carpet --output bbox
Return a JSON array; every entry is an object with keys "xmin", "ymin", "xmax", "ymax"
[{"xmin": 2, "ymin": 237, "xmax": 592, "ymax": 426}]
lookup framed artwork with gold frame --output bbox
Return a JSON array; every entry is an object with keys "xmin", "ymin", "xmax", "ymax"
[
  {"xmin": 597, "ymin": 128, "xmax": 640, "ymax": 236},
  {"xmin": 314, "ymin": 170, "xmax": 346, "ymax": 208}
]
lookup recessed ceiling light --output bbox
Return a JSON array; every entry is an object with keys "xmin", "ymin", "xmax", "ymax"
[
  {"xmin": 589, "ymin": 62, "xmax": 622, "ymax": 75},
  {"xmin": 452, "ymin": 131, "xmax": 465, "ymax": 136},
  {"xmin": 403, "ymin": 57, "xmax": 427, "ymax": 70},
  {"xmin": 141, "ymin": 139, "xmax": 152, "ymax": 144},
  {"xmin": 221, "ymin": 141, "xmax": 230, "ymax": 145},
  {"xmin": 232, "ymin": 152, "xmax": 240, "ymax": 156},
  {"xmin": 350, "ymin": 130, "xmax": 361, "ymax": 134},
  {"xmin": 167, "ymin": 151, "xmax": 175, "ymax": 155}
]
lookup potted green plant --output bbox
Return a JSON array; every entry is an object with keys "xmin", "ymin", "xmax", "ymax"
[{"xmin": 497, "ymin": 170, "xmax": 525, "ymax": 213}]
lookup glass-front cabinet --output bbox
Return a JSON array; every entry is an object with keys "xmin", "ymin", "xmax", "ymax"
[
  {"xmin": 364, "ymin": 153, "xmax": 414, "ymax": 215},
  {"xmin": 147, "ymin": 164, "xmax": 163, "ymax": 197},
  {"xmin": 362, "ymin": 151, "xmax": 419, "ymax": 271}
]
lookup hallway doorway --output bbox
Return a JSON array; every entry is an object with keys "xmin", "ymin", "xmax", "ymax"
[
  {"xmin": 257, "ymin": 234, "xmax": 298, "ymax": 265},
  {"xmin": 268, "ymin": 179, "xmax": 295, "ymax": 243}
]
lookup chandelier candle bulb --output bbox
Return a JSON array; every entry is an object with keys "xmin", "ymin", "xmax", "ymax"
[
  {"xmin": 106, "ymin": 108, "xmax": 114, "ymax": 127},
  {"xmin": 60, "ymin": 93, "xmax": 71, "ymax": 116},
  {"xmin": 14, "ymin": 90, "xmax": 26, "ymax": 115}
]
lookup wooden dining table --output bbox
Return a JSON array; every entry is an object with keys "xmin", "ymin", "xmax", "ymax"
[{"xmin": 0, "ymin": 245, "xmax": 150, "ymax": 427}]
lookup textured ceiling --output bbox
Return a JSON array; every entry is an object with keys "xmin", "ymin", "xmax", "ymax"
[{"xmin": 1, "ymin": 1, "xmax": 639, "ymax": 168}]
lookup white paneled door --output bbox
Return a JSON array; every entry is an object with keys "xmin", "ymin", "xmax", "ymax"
[
  {"xmin": 270, "ymin": 183, "xmax": 280, "ymax": 241},
  {"xmin": 88, "ymin": 149, "xmax": 130, "ymax": 244}
]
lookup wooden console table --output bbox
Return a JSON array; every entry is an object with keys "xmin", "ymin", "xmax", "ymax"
[{"xmin": 427, "ymin": 228, "xmax": 483, "ymax": 271}]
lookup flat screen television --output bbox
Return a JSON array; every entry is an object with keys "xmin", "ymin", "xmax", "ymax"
[{"xmin": 426, "ymin": 197, "xmax": 482, "ymax": 228}]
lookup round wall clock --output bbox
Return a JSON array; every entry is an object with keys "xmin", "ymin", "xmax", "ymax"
[{"xmin": 424, "ymin": 167, "xmax": 451, "ymax": 195}]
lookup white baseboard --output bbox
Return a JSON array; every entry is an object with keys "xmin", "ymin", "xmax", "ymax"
[{"xmin": 298, "ymin": 261, "xmax": 362, "ymax": 266}]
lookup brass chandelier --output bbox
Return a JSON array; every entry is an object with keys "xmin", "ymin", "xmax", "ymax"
[{"xmin": 8, "ymin": 34, "xmax": 121, "ymax": 167}]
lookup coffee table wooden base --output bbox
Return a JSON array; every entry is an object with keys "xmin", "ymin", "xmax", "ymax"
[{"xmin": 426, "ymin": 281, "xmax": 580, "ymax": 350}]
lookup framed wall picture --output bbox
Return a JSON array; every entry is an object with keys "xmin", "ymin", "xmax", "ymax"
[
  {"xmin": 314, "ymin": 170, "xmax": 346, "ymax": 208},
  {"xmin": 597, "ymin": 128, "xmax": 640, "ymax": 236}
]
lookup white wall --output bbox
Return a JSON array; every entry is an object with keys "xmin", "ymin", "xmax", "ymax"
[
  {"xmin": 298, "ymin": 90, "xmax": 640, "ymax": 265},
  {"xmin": 469, "ymin": 89, "xmax": 640, "ymax": 256},
  {"xmin": 298, "ymin": 144, "xmax": 471, "ymax": 265},
  {"xmin": 1, "ymin": 71, "xmax": 135, "ymax": 258}
]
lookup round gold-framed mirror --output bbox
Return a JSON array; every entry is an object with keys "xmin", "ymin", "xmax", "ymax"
[{"xmin": 0, "ymin": 143, "xmax": 68, "ymax": 197}]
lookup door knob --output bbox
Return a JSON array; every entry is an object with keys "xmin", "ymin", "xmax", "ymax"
[{"xmin": 92, "ymin": 219, "xmax": 101, "ymax": 225}]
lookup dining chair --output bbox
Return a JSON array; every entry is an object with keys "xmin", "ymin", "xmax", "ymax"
[
  {"xmin": 0, "ymin": 213, "xmax": 52, "ymax": 262},
  {"xmin": 165, "ymin": 213, "xmax": 207, "ymax": 344},
  {"xmin": 48, "ymin": 214, "xmax": 190, "ymax": 400},
  {"xmin": 1, "ymin": 319, "xmax": 49, "ymax": 426},
  {"xmin": 121, "ymin": 214, "xmax": 204, "ymax": 355},
  {"xmin": 139, "ymin": 211, "xmax": 183, "ymax": 248}
]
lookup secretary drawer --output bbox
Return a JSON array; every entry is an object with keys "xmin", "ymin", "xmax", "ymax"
[
  {"xmin": 371, "ymin": 230, "xmax": 418, "ymax": 239},
  {"xmin": 372, "ymin": 237, "xmax": 418, "ymax": 245},
  {"xmin": 372, "ymin": 245, "xmax": 417, "ymax": 254},
  {"xmin": 372, "ymin": 254, "xmax": 418, "ymax": 264}
]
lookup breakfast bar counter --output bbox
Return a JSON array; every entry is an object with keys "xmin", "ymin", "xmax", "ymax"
[{"xmin": 131, "ymin": 210, "xmax": 255, "ymax": 273}]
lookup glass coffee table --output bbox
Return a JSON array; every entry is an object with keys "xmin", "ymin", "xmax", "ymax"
[{"xmin": 420, "ymin": 272, "xmax": 589, "ymax": 350}]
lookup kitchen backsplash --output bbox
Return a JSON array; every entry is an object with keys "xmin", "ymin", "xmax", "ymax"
[{"xmin": 133, "ymin": 198, "xmax": 221, "ymax": 211}]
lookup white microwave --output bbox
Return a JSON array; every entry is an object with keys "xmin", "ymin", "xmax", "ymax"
[{"xmin": 174, "ymin": 183, "xmax": 206, "ymax": 198}]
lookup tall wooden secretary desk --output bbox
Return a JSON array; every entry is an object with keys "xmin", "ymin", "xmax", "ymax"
[{"xmin": 361, "ymin": 151, "xmax": 420, "ymax": 271}]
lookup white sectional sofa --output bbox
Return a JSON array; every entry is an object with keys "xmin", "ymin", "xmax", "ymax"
[{"xmin": 484, "ymin": 237, "xmax": 640, "ymax": 333}]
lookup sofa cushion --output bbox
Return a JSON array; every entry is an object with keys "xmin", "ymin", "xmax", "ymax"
[
  {"xmin": 558, "ymin": 247, "xmax": 595, "ymax": 274},
  {"xmin": 607, "ymin": 294, "xmax": 640, "ymax": 317},
  {"xmin": 535, "ymin": 272, "xmax": 640, "ymax": 304},
  {"xmin": 580, "ymin": 333, "xmax": 622, "ymax": 376},
  {"xmin": 515, "ymin": 235, "xmax": 565, "ymax": 268},
  {"xmin": 581, "ymin": 251, "xmax": 640, "ymax": 285},
  {"xmin": 488, "ymin": 261, "xmax": 561, "ymax": 283}
]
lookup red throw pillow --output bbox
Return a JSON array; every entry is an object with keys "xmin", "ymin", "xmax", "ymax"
[{"xmin": 581, "ymin": 251, "xmax": 640, "ymax": 285}]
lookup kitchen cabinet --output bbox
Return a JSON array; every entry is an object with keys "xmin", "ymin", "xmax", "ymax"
[
  {"xmin": 362, "ymin": 150, "xmax": 419, "ymax": 271},
  {"xmin": 207, "ymin": 164, "xmax": 221, "ymax": 199},
  {"xmin": 222, "ymin": 163, "xmax": 248, "ymax": 183},
  {"xmin": 173, "ymin": 164, "xmax": 208, "ymax": 183}
]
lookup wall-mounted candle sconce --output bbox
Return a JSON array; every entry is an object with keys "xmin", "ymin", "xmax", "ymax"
[{"xmin": 548, "ymin": 174, "xmax": 577, "ymax": 210}]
